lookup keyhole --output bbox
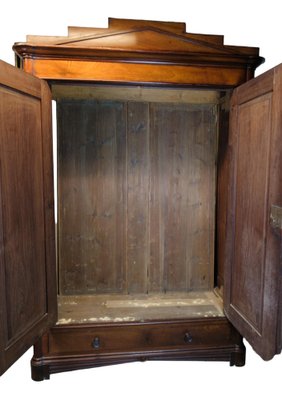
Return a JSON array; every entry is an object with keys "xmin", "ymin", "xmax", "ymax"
[
  {"xmin": 184, "ymin": 332, "xmax": 193, "ymax": 344},
  {"xmin": 92, "ymin": 336, "xmax": 100, "ymax": 349}
]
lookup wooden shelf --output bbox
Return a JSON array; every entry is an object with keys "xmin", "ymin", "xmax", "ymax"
[{"xmin": 57, "ymin": 291, "xmax": 224, "ymax": 325}]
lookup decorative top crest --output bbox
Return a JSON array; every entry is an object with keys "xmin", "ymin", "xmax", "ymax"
[{"xmin": 13, "ymin": 18, "xmax": 264, "ymax": 68}]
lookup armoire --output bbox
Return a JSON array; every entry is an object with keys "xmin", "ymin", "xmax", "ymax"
[{"xmin": 0, "ymin": 18, "xmax": 281, "ymax": 381}]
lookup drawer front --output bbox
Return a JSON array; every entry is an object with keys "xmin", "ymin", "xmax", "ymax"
[{"xmin": 49, "ymin": 319, "xmax": 235, "ymax": 355}]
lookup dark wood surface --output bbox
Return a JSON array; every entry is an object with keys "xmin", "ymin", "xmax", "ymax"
[
  {"xmin": 224, "ymin": 64, "xmax": 282, "ymax": 360},
  {"xmin": 0, "ymin": 60, "xmax": 57, "ymax": 376},
  {"xmin": 57, "ymin": 94, "xmax": 217, "ymax": 295},
  {"xmin": 31, "ymin": 317, "xmax": 245, "ymax": 380},
  {"xmin": 216, "ymin": 92, "xmax": 231, "ymax": 292},
  {"xmin": 4, "ymin": 18, "xmax": 279, "ymax": 380},
  {"xmin": 50, "ymin": 319, "xmax": 230, "ymax": 354}
]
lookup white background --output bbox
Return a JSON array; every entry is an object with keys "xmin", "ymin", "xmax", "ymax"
[{"xmin": 0, "ymin": 0, "xmax": 281, "ymax": 398}]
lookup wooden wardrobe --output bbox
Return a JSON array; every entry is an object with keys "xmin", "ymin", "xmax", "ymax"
[{"xmin": 0, "ymin": 18, "xmax": 281, "ymax": 380}]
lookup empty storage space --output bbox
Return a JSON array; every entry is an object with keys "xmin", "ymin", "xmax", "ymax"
[{"xmin": 53, "ymin": 84, "xmax": 222, "ymax": 324}]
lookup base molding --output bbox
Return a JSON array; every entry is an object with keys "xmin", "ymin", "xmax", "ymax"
[{"xmin": 31, "ymin": 317, "xmax": 245, "ymax": 381}]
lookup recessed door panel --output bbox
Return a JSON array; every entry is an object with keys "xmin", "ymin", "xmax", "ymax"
[{"xmin": 0, "ymin": 60, "xmax": 57, "ymax": 376}]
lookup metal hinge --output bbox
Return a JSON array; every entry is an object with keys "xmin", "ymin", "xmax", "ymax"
[{"xmin": 270, "ymin": 205, "xmax": 282, "ymax": 230}]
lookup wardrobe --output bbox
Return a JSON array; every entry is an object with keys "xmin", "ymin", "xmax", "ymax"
[{"xmin": 0, "ymin": 18, "xmax": 281, "ymax": 380}]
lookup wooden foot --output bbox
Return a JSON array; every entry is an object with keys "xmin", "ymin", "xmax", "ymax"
[
  {"xmin": 230, "ymin": 343, "xmax": 246, "ymax": 367},
  {"xmin": 31, "ymin": 362, "xmax": 50, "ymax": 381}
]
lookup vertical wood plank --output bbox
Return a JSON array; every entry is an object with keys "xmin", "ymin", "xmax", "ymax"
[
  {"xmin": 58, "ymin": 95, "xmax": 217, "ymax": 296},
  {"xmin": 148, "ymin": 104, "xmax": 162, "ymax": 292},
  {"xmin": 187, "ymin": 108, "xmax": 217, "ymax": 290},
  {"xmin": 58, "ymin": 100, "xmax": 126, "ymax": 294},
  {"xmin": 160, "ymin": 105, "xmax": 190, "ymax": 291},
  {"xmin": 93, "ymin": 101, "xmax": 126, "ymax": 293},
  {"xmin": 216, "ymin": 99, "xmax": 230, "ymax": 291},
  {"xmin": 149, "ymin": 103, "xmax": 216, "ymax": 292},
  {"xmin": 58, "ymin": 100, "xmax": 88, "ymax": 293},
  {"xmin": 126, "ymin": 102, "xmax": 149, "ymax": 293}
]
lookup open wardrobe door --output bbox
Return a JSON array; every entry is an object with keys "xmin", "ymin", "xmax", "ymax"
[
  {"xmin": 224, "ymin": 64, "xmax": 282, "ymax": 361},
  {"xmin": 0, "ymin": 60, "xmax": 57, "ymax": 376}
]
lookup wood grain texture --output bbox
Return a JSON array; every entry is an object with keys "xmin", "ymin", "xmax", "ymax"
[
  {"xmin": 150, "ymin": 104, "xmax": 217, "ymax": 291},
  {"xmin": 14, "ymin": 18, "xmax": 264, "ymax": 93},
  {"xmin": 216, "ymin": 94, "xmax": 231, "ymax": 292},
  {"xmin": 30, "ymin": 317, "xmax": 245, "ymax": 380},
  {"xmin": 232, "ymin": 93, "xmax": 272, "ymax": 330},
  {"xmin": 23, "ymin": 59, "xmax": 250, "ymax": 87},
  {"xmin": 40, "ymin": 80, "xmax": 58, "ymax": 327},
  {"xmin": 58, "ymin": 100, "xmax": 126, "ymax": 294},
  {"xmin": 58, "ymin": 93, "xmax": 217, "ymax": 296},
  {"xmin": 57, "ymin": 291, "xmax": 224, "ymax": 324},
  {"xmin": 0, "ymin": 89, "xmax": 46, "ymax": 335},
  {"xmin": 0, "ymin": 19, "xmax": 273, "ymax": 381},
  {"xmin": 126, "ymin": 102, "xmax": 150, "ymax": 293},
  {"xmin": 14, "ymin": 18, "xmax": 263, "ymax": 73},
  {"xmin": 9, "ymin": 19, "xmax": 267, "ymax": 379},
  {"xmin": 51, "ymin": 318, "xmax": 231, "ymax": 355},
  {"xmin": 224, "ymin": 65, "xmax": 282, "ymax": 360},
  {"xmin": 0, "ymin": 61, "xmax": 57, "ymax": 376},
  {"xmin": 52, "ymin": 85, "xmax": 220, "ymax": 104}
]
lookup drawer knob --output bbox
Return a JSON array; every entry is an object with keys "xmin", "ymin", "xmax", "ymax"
[
  {"xmin": 92, "ymin": 336, "xmax": 100, "ymax": 350},
  {"xmin": 184, "ymin": 332, "xmax": 193, "ymax": 344}
]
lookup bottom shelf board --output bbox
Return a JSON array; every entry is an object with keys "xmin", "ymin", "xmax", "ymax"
[{"xmin": 57, "ymin": 291, "xmax": 224, "ymax": 325}]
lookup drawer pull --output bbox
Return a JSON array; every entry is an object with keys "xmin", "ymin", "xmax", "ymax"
[
  {"xmin": 92, "ymin": 337, "xmax": 100, "ymax": 350},
  {"xmin": 184, "ymin": 332, "xmax": 193, "ymax": 344}
]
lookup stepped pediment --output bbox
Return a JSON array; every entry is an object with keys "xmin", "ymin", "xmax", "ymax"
[
  {"xmin": 53, "ymin": 28, "xmax": 228, "ymax": 55},
  {"xmin": 14, "ymin": 18, "xmax": 263, "ymax": 68},
  {"xmin": 23, "ymin": 18, "xmax": 257, "ymax": 56}
]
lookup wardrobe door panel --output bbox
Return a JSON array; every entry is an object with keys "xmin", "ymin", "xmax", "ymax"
[
  {"xmin": 0, "ymin": 60, "xmax": 57, "ymax": 376},
  {"xmin": 224, "ymin": 65, "xmax": 282, "ymax": 360}
]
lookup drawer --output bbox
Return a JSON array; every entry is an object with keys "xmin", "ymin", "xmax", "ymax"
[{"xmin": 49, "ymin": 318, "xmax": 235, "ymax": 355}]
